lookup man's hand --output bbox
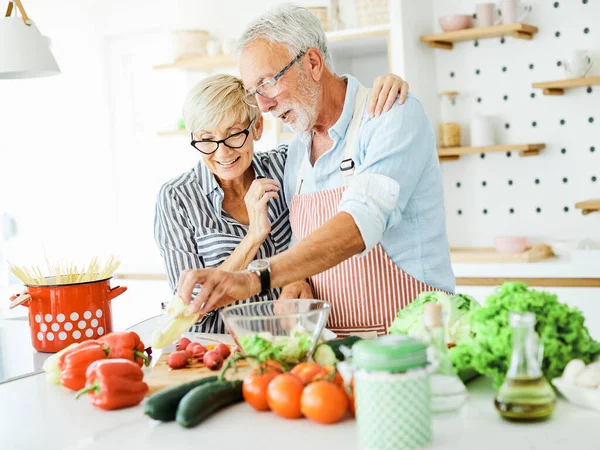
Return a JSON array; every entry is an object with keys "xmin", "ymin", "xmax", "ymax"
[
  {"xmin": 278, "ymin": 279, "xmax": 314, "ymax": 300},
  {"xmin": 177, "ymin": 268, "xmax": 261, "ymax": 315}
]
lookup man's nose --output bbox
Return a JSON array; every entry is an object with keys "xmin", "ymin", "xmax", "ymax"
[{"xmin": 257, "ymin": 95, "xmax": 276, "ymax": 113}]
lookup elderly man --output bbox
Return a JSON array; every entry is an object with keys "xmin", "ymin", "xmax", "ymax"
[{"xmin": 178, "ymin": 4, "xmax": 455, "ymax": 337}]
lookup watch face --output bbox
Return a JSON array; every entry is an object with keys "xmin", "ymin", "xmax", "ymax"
[{"xmin": 250, "ymin": 259, "xmax": 270, "ymax": 271}]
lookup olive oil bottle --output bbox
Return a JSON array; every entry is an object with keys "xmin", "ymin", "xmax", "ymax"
[{"xmin": 494, "ymin": 312, "xmax": 556, "ymax": 421}]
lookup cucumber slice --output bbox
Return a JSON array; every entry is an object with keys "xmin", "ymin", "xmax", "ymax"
[{"xmin": 314, "ymin": 343, "xmax": 338, "ymax": 366}]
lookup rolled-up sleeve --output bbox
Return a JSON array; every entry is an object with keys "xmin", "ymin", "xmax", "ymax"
[
  {"xmin": 338, "ymin": 97, "xmax": 435, "ymax": 256},
  {"xmin": 154, "ymin": 185, "xmax": 204, "ymax": 293}
]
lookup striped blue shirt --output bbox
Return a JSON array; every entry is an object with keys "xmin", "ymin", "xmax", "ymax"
[{"xmin": 154, "ymin": 146, "xmax": 291, "ymax": 334}]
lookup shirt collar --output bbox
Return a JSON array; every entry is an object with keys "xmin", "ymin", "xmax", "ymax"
[
  {"xmin": 329, "ymin": 74, "xmax": 360, "ymax": 141},
  {"xmin": 195, "ymin": 152, "xmax": 268, "ymax": 196},
  {"xmin": 195, "ymin": 159, "xmax": 219, "ymax": 196}
]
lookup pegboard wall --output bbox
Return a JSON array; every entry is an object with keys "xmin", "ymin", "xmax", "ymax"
[{"xmin": 433, "ymin": 0, "xmax": 600, "ymax": 247}]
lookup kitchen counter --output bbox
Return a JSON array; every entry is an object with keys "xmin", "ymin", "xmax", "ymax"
[
  {"xmin": 1, "ymin": 316, "xmax": 599, "ymax": 450},
  {"xmin": 114, "ymin": 252, "xmax": 600, "ymax": 281}
]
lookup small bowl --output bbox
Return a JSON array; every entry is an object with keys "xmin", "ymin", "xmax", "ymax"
[
  {"xmin": 548, "ymin": 239, "xmax": 576, "ymax": 257},
  {"xmin": 493, "ymin": 236, "xmax": 527, "ymax": 254},
  {"xmin": 221, "ymin": 299, "xmax": 331, "ymax": 366},
  {"xmin": 439, "ymin": 14, "xmax": 473, "ymax": 32}
]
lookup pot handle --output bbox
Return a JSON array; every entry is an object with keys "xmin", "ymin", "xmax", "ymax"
[
  {"xmin": 9, "ymin": 293, "xmax": 31, "ymax": 309},
  {"xmin": 108, "ymin": 286, "xmax": 127, "ymax": 301}
]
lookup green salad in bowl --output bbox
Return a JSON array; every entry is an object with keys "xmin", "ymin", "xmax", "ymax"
[{"xmin": 222, "ymin": 299, "xmax": 331, "ymax": 367}]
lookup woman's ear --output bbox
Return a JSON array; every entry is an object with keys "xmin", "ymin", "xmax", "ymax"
[{"xmin": 252, "ymin": 115, "xmax": 264, "ymax": 141}]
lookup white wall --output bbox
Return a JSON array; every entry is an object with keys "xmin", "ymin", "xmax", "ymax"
[{"xmin": 431, "ymin": 0, "xmax": 600, "ymax": 247}]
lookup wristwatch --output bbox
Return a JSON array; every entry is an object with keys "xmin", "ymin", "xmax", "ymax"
[{"xmin": 247, "ymin": 259, "xmax": 271, "ymax": 296}]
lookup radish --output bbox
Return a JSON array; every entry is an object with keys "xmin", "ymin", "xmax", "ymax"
[
  {"xmin": 215, "ymin": 343, "xmax": 231, "ymax": 359},
  {"xmin": 176, "ymin": 337, "xmax": 191, "ymax": 351},
  {"xmin": 203, "ymin": 350, "xmax": 223, "ymax": 370},
  {"xmin": 191, "ymin": 344, "xmax": 207, "ymax": 362},
  {"xmin": 167, "ymin": 350, "xmax": 189, "ymax": 369}
]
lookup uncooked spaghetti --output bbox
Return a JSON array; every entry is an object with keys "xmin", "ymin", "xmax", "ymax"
[{"xmin": 9, "ymin": 255, "xmax": 121, "ymax": 286}]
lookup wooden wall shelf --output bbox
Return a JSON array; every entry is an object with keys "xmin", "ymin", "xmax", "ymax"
[
  {"xmin": 532, "ymin": 76, "xmax": 600, "ymax": 96},
  {"xmin": 438, "ymin": 143, "xmax": 545, "ymax": 161},
  {"xmin": 420, "ymin": 23, "xmax": 538, "ymax": 50},
  {"xmin": 575, "ymin": 199, "xmax": 600, "ymax": 215},
  {"xmin": 153, "ymin": 54, "xmax": 237, "ymax": 71}
]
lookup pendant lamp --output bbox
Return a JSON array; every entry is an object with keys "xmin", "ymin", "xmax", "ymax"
[{"xmin": 0, "ymin": 0, "xmax": 60, "ymax": 79}]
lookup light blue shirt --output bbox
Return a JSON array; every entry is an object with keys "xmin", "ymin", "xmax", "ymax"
[{"xmin": 284, "ymin": 75, "xmax": 455, "ymax": 294}]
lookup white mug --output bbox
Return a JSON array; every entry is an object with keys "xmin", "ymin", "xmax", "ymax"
[
  {"xmin": 562, "ymin": 50, "xmax": 593, "ymax": 78},
  {"xmin": 476, "ymin": 3, "xmax": 497, "ymax": 27},
  {"xmin": 471, "ymin": 114, "xmax": 495, "ymax": 147},
  {"xmin": 498, "ymin": 0, "xmax": 532, "ymax": 24}
]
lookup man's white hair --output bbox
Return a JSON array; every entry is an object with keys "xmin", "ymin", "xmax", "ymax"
[{"xmin": 236, "ymin": 3, "xmax": 333, "ymax": 71}]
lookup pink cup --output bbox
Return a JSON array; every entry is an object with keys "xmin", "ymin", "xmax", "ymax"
[{"xmin": 493, "ymin": 236, "xmax": 528, "ymax": 253}]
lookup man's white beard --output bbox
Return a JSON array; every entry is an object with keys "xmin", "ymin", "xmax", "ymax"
[
  {"xmin": 276, "ymin": 72, "xmax": 319, "ymax": 133},
  {"xmin": 287, "ymin": 105, "xmax": 314, "ymax": 133}
]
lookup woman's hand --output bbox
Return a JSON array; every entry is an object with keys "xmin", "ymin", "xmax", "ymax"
[
  {"xmin": 368, "ymin": 74, "xmax": 409, "ymax": 118},
  {"xmin": 244, "ymin": 178, "xmax": 280, "ymax": 244}
]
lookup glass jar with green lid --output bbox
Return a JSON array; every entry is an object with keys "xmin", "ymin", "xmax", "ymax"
[{"xmin": 351, "ymin": 335, "xmax": 433, "ymax": 450}]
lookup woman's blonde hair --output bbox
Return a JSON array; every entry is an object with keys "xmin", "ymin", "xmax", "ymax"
[{"xmin": 183, "ymin": 74, "xmax": 261, "ymax": 135}]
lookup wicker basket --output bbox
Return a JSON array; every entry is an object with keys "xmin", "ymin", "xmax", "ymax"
[
  {"xmin": 307, "ymin": 6, "xmax": 331, "ymax": 32},
  {"xmin": 171, "ymin": 30, "xmax": 211, "ymax": 61},
  {"xmin": 354, "ymin": 0, "xmax": 389, "ymax": 27}
]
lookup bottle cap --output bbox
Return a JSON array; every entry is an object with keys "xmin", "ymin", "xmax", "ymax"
[{"xmin": 352, "ymin": 335, "xmax": 428, "ymax": 373}]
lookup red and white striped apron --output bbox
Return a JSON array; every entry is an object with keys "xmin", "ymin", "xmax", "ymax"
[{"xmin": 289, "ymin": 84, "xmax": 439, "ymax": 338}]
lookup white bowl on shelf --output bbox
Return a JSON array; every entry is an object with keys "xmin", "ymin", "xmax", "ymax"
[
  {"xmin": 552, "ymin": 377, "xmax": 600, "ymax": 413},
  {"xmin": 548, "ymin": 239, "xmax": 577, "ymax": 257}
]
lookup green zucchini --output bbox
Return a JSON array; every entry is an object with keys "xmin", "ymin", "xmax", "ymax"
[
  {"xmin": 314, "ymin": 336, "xmax": 363, "ymax": 365},
  {"xmin": 144, "ymin": 376, "xmax": 218, "ymax": 421},
  {"xmin": 176, "ymin": 380, "xmax": 243, "ymax": 428}
]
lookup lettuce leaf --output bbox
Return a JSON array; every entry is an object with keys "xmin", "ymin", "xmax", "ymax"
[
  {"xmin": 450, "ymin": 282, "xmax": 600, "ymax": 387},
  {"xmin": 389, "ymin": 291, "xmax": 480, "ymax": 345},
  {"xmin": 238, "ymin": 327, "xmax": 315, "ymax": 366}
]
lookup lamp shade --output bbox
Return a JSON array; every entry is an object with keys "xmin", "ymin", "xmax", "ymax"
[{"xmin": 0, "ymin": 16, "xmax": 60, "ymax": 79}]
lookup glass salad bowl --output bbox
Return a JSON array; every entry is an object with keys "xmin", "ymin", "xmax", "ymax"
[{"xmin": 221, "ymin": 299, "xmax": 332, "ymax": 366}]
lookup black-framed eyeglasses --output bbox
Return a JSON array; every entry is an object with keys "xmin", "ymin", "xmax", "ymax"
[
  {"xmin": 242, "ymin": 50, "xmax": 306, "ymax": 107},
  {"xmin": 190, "ymin": 118, "xmax": 256, "ymax": 155}
]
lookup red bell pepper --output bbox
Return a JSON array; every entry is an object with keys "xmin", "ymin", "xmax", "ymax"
[
  {"xmin": 59, "ymin": 343, "xmax": 108, "ymax": 391},
  {"xmin": 57, "ymin": 340, "xmax": 102, "ymax": 371},
  {"xmin": 98, "ymin": 331, "xmax": 150, "ymax": 367},
  {"xmin": 75, "ymin": 359, "xmax": 148, "ymax": 410}
]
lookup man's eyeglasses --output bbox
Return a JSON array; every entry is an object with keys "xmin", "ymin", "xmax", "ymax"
[
  {"xmin": 242, "ymin": 50, "xmax": 306, "ymax": 107},
  {"xmin": 190, "ymin": 119, "xmax": 256, "ymax": 155}
]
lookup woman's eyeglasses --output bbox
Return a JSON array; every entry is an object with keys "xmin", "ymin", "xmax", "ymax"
[{"xmin": 190, "ymin": 119, "xmax": 256, "ymax": 155}]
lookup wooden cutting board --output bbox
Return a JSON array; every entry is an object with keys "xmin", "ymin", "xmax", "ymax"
[
  {"xmin": 450, "ymin": 244, "xmax": 554, "ymax": 263},
  {"xmin": 144, "ymin": 352, "xmax": 253, "ymax": 395}
]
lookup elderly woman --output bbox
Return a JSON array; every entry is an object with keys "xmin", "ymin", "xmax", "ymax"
[{"xmin": 154, "ymin": 73, "xmax": 407, "ymax": 333}]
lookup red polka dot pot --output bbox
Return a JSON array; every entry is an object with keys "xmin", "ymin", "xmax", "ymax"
[{"xmin": 8, "ymin": 278, "xmax": 127, "ymax": 353}]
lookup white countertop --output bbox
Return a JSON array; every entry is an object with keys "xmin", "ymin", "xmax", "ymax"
[
  {"xmin": 1, "ymin": 316, "xmax": 599, "ymax": 450},
  {"xmin": 114, "ymin": 253, "xmax": 600, "ymax": 280},
  {"xmin": 452, "ymin": 253, "xmax": 600, "ymax": 279}
]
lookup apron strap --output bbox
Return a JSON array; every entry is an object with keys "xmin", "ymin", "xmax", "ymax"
[
  {"xmin": 340, "ymin": 84, "xmax": 369, "ymax": 185},
  {"xmin": 294, "ymin": 83, "xmax": 370, "ymax": 195}
]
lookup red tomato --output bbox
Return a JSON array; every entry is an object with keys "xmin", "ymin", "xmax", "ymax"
[
  {"xmin": 243, "ymin": 370, "xmax": 279, "ymax": 411},
  {"xmin": 267, "ymin": 374, "xmax": 304, "ymax": 419},
  {"xmin": 252, "ymin": 360, "xmax": 284, "ymax": 376},
  {"xmin": 301, "ymin": 380, "xmax": 349, "ymax": 424},
  {"xmin": 290, "ymin": 362, "xmax": 326, "ymax": 384}
]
